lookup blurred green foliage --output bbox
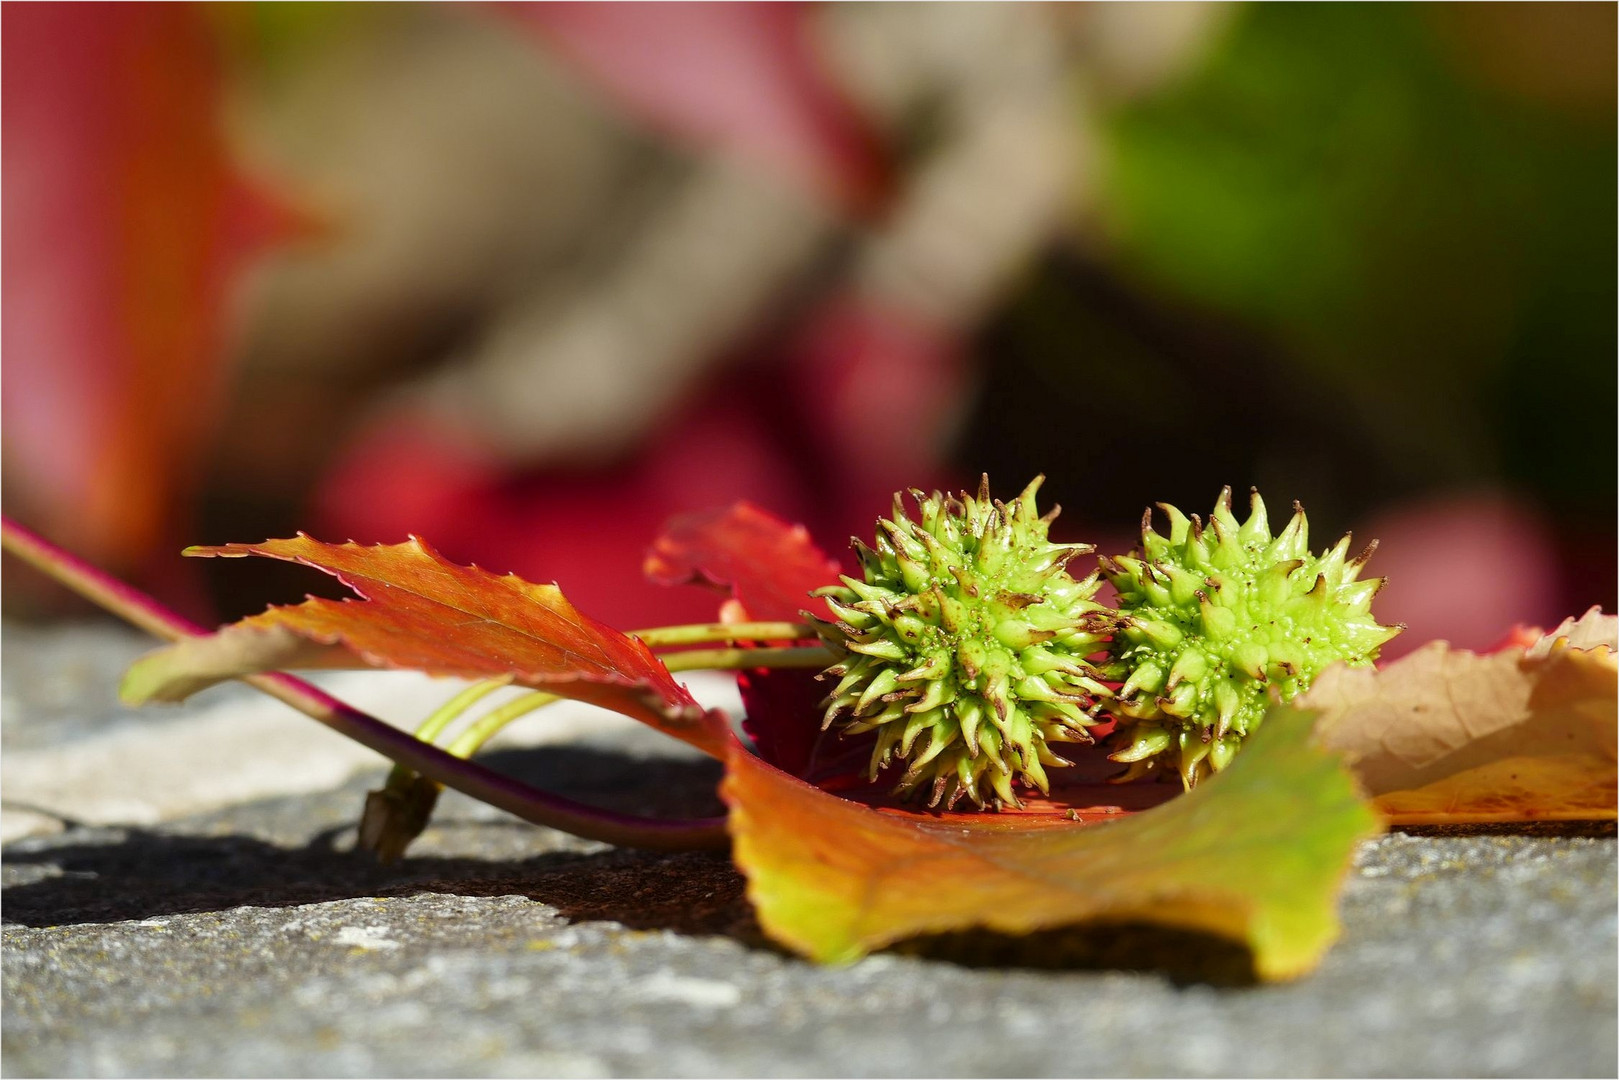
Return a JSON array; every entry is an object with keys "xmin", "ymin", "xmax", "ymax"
[{"xmin": 1100, "ymin": 3, "xmax": 1614, "ymax": 508}]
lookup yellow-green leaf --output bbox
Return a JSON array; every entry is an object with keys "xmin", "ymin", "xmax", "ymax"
[{"xmin": 723, "ymin": 704, "xmax": 1381, "ymax": 980}]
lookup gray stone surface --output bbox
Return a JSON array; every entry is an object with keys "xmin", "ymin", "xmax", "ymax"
[{"xmin": 3, "ymin": 622, "xmax": 1616, "ymax": 1077}]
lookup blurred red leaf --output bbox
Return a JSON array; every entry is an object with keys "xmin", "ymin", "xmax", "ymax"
[
  {"xmin": 2, "ymin": 3, "xmax": 287, "ymax": 574},
  {"xmin": 502, "ymin": 2, "xmax": 889, "ymax": 213},
  {"xmin": 1355, "ymin": 494, "xmax": 1562, "ymax": 658},
  {"xmin": 314, "ymin": 384, "xmax": 821, "ymax": 630},
  {"xmin": 120, "ymin": 535, "xmax": 727, "ymax": 756},
  {"xmin": 783, "ymin": 292, "xmax": 969, "ymax": 507}
]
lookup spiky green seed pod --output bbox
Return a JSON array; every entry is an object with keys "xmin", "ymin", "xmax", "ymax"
[
  {"xmin": 811, "ymin": 477, "xmax": 1110, "ymax": 810},
  {"xmin": 1101, "ymin": 487, "xmax": 1402, "ymax": 789}
]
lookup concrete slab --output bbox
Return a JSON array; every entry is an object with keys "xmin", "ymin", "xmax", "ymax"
[{"xmin": 4, "ymin": 623, "xmax": 1614, "ymax": 1077}]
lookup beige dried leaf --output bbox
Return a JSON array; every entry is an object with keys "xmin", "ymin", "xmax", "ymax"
[{"xmin": 1306, "ymin": 609, "xmax": 1615, "ymax": 824}]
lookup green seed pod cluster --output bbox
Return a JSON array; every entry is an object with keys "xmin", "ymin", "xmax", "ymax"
[
  {"xmin": 1100, "ymin": 487, "xmax": 1402, "ymax": 789},
  {"xmin": 812, "ymin": 477, "xmax": 1111, "ymax": 809}
]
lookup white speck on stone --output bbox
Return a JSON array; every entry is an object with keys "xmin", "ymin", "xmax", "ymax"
[
  {"xmin": 333, "ymin": 925, "xmax": 402, "ymax": 951},
  {"xmin": 628, "ymin": 970, "xmax": 741, "ymax": 1009}
]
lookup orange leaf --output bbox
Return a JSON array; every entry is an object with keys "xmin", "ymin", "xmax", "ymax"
[
  {"xmin": 1308, "ymin": 608, "xmax": 1617, "ymax": 824},
  {"xmin": 121, "ymin": 536, "xmax": 727, "ymax": 756},
  {"xmin": 724, "ymin": 704, "xmax": 1381, "ymax": 979}
]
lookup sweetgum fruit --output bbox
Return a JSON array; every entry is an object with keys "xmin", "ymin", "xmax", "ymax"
[
  {"xmin": 1102, "ymin": 487, "xmax": 1402, "ymax": 789},
  {"xmin": 812, "ymin": 477, "xmax": 1109, "ymax": 810}
]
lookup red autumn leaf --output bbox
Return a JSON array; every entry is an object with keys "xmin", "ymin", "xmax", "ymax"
[
  {"xmin": 644, "ymin": 500, "xmax": 844, "ymax": 624},
  {"xmin": 94, "ymin": 505, "xmax": 1607, "ymax": 981},
  {"xmin": 2, "ymin": 4, "xmax": 289, "ymax": 575},
  {"xmin": 120, "ymin": 535, "xmax": 727, "ymax": 757},
  {"xmin": 645, "ymin": 500, "xmax": 842, "ymax": 775}
]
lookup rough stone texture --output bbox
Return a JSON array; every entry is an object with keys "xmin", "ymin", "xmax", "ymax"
[{"xmin": 3, "ymin": 622, "xmax": 1616, "ymax": 1077}]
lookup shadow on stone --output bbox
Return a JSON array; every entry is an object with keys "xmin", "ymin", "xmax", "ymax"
[
  {"xmin": 1394, "ymin": 821, "xmax": 1616, "ymax": 839},
  {"xmin": 894, "ymin": 922, "xmax": 1258, "ymax": 987},
  {"xmin": 3, "ymin": 821, "xmax": 1261, "ymax": 984},
  {"xmin": 2, "ymin": 743, "xmax": 752, "ymax": 938},
  {"xmin": 468, "ymin": 742, "xmax": 729, "ymax": 820},
  {"xmin": 1, "ymin": 828, "xmax": 759, "ymax": 938}
]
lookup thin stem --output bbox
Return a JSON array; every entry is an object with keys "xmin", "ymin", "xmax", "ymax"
[
  {"xmin": 634, "ymin": 621, "xmax": 817, "ymax": 648},
  {"xmin": 2, "ymin": 517, "xmax": 210, "ymax": 639},
  {"xmin": 382, "ymin": 677, "xmax": 514, "ymax": 797},
  {"xmin": 417, "ymin": 678, "xmax": 514, "ymax": 743},
  {"xmin": 1, "ymin": 516, "xmax": 729, "ymax": 853},
  {"xmin": 447, "ymin": 691, "xmax": 558, "ymax": 758},
  {"xmin": 663, "ymin": 645, "xmax": 835, "ymax": 672},
  {"xmin": 441, "ymin": 648, "xmax": 833, "ymax": 766},
  {"xmin": 407, "ymin": 639, "xmax": 827, "ymax": 776}
]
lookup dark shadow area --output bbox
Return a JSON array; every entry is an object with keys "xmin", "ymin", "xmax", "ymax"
[
  {"xmin": 896, "ymin": 922, "xmax": 1259, "ymax": 988},
  {"xmin": 2, "ymin": 822, "xmax": 1266, "ymax": 986},
  {"xmin": 470, "ymin": 743, "xmax": 729, "ymax": 821},
  {"xmin": 1394, "ymin": 820, "xmax": 1616, "ymax": 839},
  {"xmin": 1, "ymin": 827, "xmax": 760, "ymax": 939},
  {"xmin": 2, "ymin": 743, "xmax": 747, "ymax": 935}
]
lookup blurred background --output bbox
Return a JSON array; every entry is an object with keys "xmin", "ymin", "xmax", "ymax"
[{"xmin": 4, "ymin": 1, "xmax": 1614, "ymax": 655}]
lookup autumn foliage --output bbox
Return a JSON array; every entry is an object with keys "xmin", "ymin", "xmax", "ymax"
[{"xmin": 102, "ymin": 499, "xmax": 1615, "ymax": 979}]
